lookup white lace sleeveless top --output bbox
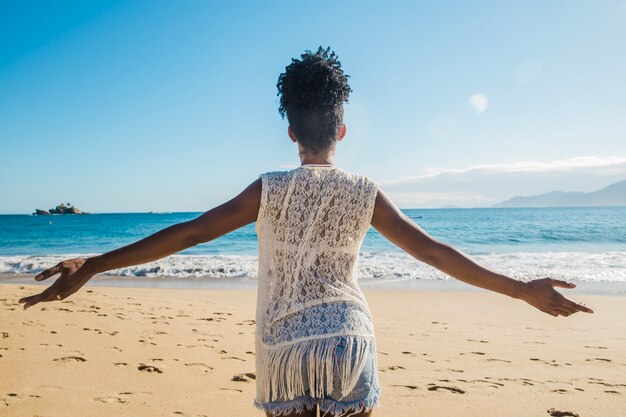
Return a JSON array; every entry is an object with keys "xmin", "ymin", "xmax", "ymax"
[{"xmin": 254, "ymin": 164, "xmax": 380, "ymax": 405}]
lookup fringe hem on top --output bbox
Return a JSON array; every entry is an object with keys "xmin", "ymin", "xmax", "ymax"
[
  {"xmin": 255, "ymin": 334, "xmax": 374, "ymax": 404},
  {"xmin": 252, "ymin": 395, "xmax": 318, "ymax": 416}
]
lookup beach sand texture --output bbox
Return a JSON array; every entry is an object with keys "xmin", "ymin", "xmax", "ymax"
[{"xmin": 1, "ymin": 284, "xmax": 625, "ymax": 417}]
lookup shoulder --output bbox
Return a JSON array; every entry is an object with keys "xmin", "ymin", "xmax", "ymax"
[
  {"xmin": 259, "ymin": 169, "xmax": 294, "ymax": 182},
  {"xmin": 258, "ymin": 170, "xmax": 295, "ymax": 201},
  {"xmin": 336, "ymin": 169, "xmax": 379, "ymax": 192},
  {"xmin": 259, "ymin": 169, "xmax": 291, "ymax": 177}
]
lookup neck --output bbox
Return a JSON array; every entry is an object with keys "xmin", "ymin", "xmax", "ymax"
[{"xmin": 298, "ymin": 145, "xmax": 336, "ymax": 166}]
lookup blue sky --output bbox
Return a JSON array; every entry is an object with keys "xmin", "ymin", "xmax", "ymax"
[{"xmin": 1, "ymin": 0, "xmax": 625, "ymax": 213}]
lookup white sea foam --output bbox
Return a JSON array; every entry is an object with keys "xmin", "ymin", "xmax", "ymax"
[{"xmin": 1, "ymin": 251, "xmax": 625, "ymax": 282}]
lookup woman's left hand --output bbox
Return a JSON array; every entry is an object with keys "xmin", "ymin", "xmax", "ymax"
[{"xmin": 518, "ymin": 277, "xmax": 594, "ymax": 317}]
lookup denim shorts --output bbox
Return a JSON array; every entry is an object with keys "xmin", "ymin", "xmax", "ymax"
[{"xmin": 254, "ymin": 335, "xmax": 382, "ymax": 417}]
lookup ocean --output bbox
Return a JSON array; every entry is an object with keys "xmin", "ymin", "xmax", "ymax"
[{"xmin": 1, "ymin": 207, "xmax": 625, "ymax": 292}]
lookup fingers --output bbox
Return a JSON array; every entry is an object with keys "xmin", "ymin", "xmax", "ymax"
[
  {"xmin": 552, "ymin": 305, "xmax": 575, "ymax": 317},
  {"xmin": 548, "ymin": 278, "xmax": 576, "ymax": 289},
  {"xmin": 18, "ymin": 295, "xmax": 36, "ymax": 305},
  {"xmin": 19, "ymin": 287, "xmax": 58, "ymax": 310},
  {"xmin": 541, "ymin": 307, "xmax": 570, "ymax": 317},
  {"xmin": 35, "ymin": 263, "xmax": 63, "ymax": 281},
  {"xmin": 540, "ymin": 299, "xmax": 594, "ymax": 317},
  {"xmin": 19, "ymin": 293, "xmax": 45, "ymax": 309},
  {"xmin": 562, "ymin": 298, "xmax": 594, "ymax": 314}
]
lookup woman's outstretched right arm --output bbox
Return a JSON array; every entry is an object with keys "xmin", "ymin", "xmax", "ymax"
[
  {"xmin": 19, "ymin": 178, "xmax": 261, "ymax": 309},
  {"xmin": 370, "ymin": 186, "xmax": 594, "ymax": 317},
  {"xmin": 87, "ymin": 178, "xmax": 261, "ymax": 274}
]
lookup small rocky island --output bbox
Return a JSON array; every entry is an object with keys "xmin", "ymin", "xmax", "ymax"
[{"xmin": 33, "ymin": 203, "xmax": 89, "ymax": 215}]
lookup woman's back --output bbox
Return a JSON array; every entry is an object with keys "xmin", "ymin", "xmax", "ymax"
[{"xmin": 254, "ymin": 164, "xmax": 381, "ymax": 407}]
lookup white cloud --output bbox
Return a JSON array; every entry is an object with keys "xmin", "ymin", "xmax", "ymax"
[
  {"xmin": 384, "ymin": 155, "xmax": 626, "ymax": 184},
  {"xmin": 379, "ymin": 155, "xmax": 626, "ymax": 208},
  {"xmin": 468, "ymin": 94, "xmax": 489, "ymax": 114}
]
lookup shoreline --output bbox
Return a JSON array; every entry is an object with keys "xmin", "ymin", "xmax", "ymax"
[{"xmin": 2, "ymin": 273, "xmax": 626, "ymax": 296}]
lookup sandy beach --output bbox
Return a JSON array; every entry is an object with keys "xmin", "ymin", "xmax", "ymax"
[{"xmin": 1, "ymin": 281, "xmax": 624, "ymax": 417}]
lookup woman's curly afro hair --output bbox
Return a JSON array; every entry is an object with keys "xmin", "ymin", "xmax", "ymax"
[{"xmin": 277, "ymin": 46, "xmax": 352, "ymax": 154}]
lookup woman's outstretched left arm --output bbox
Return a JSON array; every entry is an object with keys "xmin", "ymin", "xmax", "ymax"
[
  {"xmin": 370, "ymin": 186, "xmax": 594, "ymax": 317},
  {"xmin": 19, "ymin": 178, "xmax": 261, "ymax": 309}
]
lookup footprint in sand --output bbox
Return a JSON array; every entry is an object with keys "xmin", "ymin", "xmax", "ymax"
[
  {"xmin": 198, "ymin": 317, "xmax": 225, "ymax": 322},
  {"xmin": 53, "ymin": 356, "xmax": 86, "ymax": 362},
  {"xmin": 178, "ymin": 343, "xmax": 214, "ymax": 349},
  {"xmin": 547, "ymin": 409, "xmax": 580, "ymax": 417},
  {"xmin": 486, "ymin": 358, "xmax": 512, "ymax": 363},
  {"xmin": 184, "ymin": 363, "xmax": 214, "ymax": 372},
  {"xmin": 585, "ymin": 357, "xmax": 612, "ymax": 363},
  {"xmin": 469, "ymin": 379, "xmax": 504, "ymax": 389},
  {"xmin": 119, "ymin": 391, "xmax": 151, "ymax": 396},
  {"xmin": 231, "ymin": 372, "xmax": 256, "ymax": 382},
  {"xmin": 519, "ymin": 378, "xmax": 541, "ymax": 386},
  {"xmin": 93, "ymin": 396, "xmax": 126, "ymax": 404},
  {"xmin": 459, "ymin": 351, "xmax": 485, "ymax": 356},
  {"xmin": 390, "ymin": 384, "xmax": 418, "ymax": 390},
  {"xmin": 467, "ymin": 339, "xmax": 489, "ymax": 343},
  {"xmin": 0, "ymin": 392, "xmax": 27, "ymax": 403},
  {"xmin": 427, "ymin": 384, "xmax": 465, "ymax": 394},
  {"xmin": 380, "ymin": 365, "xmax": 406, "ymax": 372},
  {"xmin": 586, "ymin": 379, "xmax": 626, "ymax": 388},
  {"xmin": 219, "ymin": 388, "xmax": 243, "ymax": 393},
  {"xmin": 551, "ymin": 389, "xmax": 569, "ymax": 394},
  {"xmin": 221, "ymin": 356, "xmax": 246, "ymax": 362},
  {"xmin": 530, "ymin": 358, "xmax": 561, "ymax": 367},
  {"xmin": 138, "ymin": 364, "xmax": 163, "ymax": 373}
]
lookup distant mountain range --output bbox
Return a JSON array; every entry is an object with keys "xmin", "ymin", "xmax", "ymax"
[{"xmin": 493, "ymin": 179, "xmax": 626, "ymax": 208}]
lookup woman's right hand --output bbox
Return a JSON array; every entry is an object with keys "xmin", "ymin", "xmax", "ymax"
[{"xmin": 18, "ymin": 257, "xmax": 98, "ymax": 310}]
